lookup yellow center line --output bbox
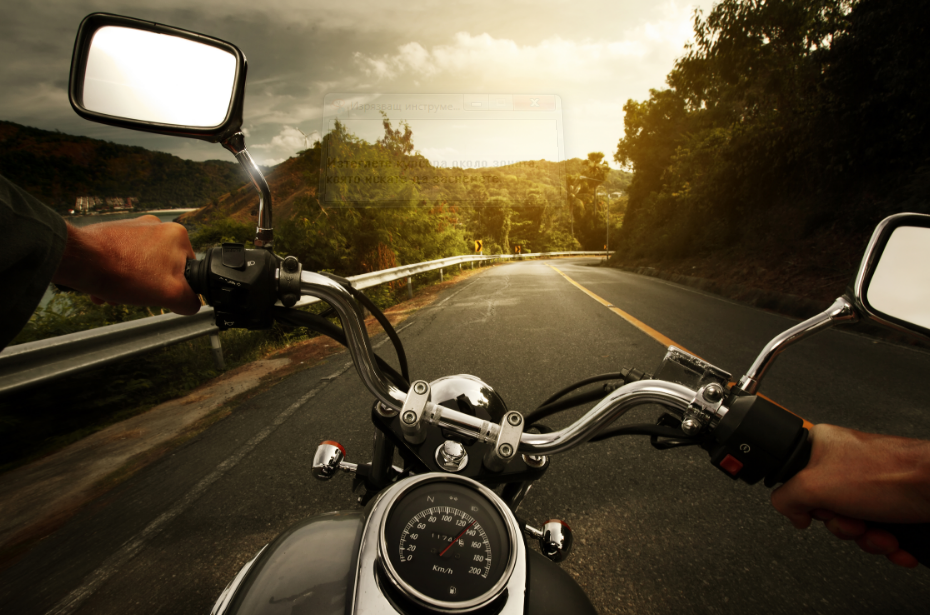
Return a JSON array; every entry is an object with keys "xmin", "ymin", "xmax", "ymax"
[
  {"xmin": 548, "ymin": 264, "xmax": 700, "ymax": 357},
  {"xmin": 548, "ymin": 264, "xmax": 812, "ymax": 429}
]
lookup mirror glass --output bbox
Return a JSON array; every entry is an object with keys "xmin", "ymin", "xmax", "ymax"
[
  {"xmin": 82, "ymin": 26, "xmax": 237, "ymax": 127},
  {"xmin": 867, "ymin": 225, "xmax": 930, "ymax": 330}
]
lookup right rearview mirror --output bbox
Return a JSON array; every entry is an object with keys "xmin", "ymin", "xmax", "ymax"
[{"xmin": 851, "ymin": 213, "xmax": 930, "ymax": 339}]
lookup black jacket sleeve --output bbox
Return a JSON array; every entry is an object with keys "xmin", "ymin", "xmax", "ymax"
[{"xmin": 0, "ymin": 174, "xmax": 68, "ymax": 349}]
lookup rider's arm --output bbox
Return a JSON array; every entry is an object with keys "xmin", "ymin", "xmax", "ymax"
[
  {"xmin": 0, "ymin": 175, "xmax": 69, "ymax": 348},
  {"xmin": 770, "ymin": 423, "xmax": 930, "ymax": 568},
  {"xmin": 0, "ymin": 174, "xmax": 201, "ymax": 350},
  {"xmin": 51, "ymin": 215, "xmax": 201, "ymax": 316}
]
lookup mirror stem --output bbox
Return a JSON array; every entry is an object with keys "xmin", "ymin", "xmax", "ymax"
[
  {"xmin": 222, "ymin": 132, "xmax": 274, "ymax": 248},
  {"xmin": 738, "ymin": 296, "xmax": 859, "ymax": 395}
]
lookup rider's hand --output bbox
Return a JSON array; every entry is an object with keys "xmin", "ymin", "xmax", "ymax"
[
  {"xmin": 51, "ymin": 215, "xmax": 201, "ymax": 315},
  {"xmin": 770, "ymin": 423, "xmax": 930, "ymax": 568}
]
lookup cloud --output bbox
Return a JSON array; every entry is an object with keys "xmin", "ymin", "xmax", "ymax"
[
  {"xmin": 0, "ymin": 0, "xmax": 711, "ymax": 168},
  {"xmin": 250, "ymin": 125, "xmax": 320, "ymax": 165},
  {"xmin": 352, "ymin": 3, "xmax": 695, "ymax": 86},
  {"xmin": 345, "ymin": 3, "xmax": 699, "ymax": 165}
]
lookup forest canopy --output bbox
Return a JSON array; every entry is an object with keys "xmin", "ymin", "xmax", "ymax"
[
  {"xmin": 613, "ymin": 0, "xmax": 930, "ymax": 261},
  {"xmin": 192, "ymin": 116, "xmax": 631, "ymax": 277}
]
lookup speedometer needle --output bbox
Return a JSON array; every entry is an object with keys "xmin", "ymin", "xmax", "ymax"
[{"xmin": 439, "ymin": 521, "xmax": 476, "ymax": 557}]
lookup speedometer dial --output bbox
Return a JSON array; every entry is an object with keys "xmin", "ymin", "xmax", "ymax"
[{"xmin": 379, "ymin": 477, "xmax": 517, "ymax": 611}]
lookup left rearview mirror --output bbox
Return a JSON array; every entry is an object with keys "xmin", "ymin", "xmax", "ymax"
[
  {"xmin": 851, "ymin": 213, "xmax": 930, "ymax": 339},
  {"xmin": 69, "ymin": 13, "xmax": 247, "ymax": 143}
]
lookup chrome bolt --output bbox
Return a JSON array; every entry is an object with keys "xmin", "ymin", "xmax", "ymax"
[
  {"xmin": 440, "ymin": 440, "xmax": 466, "ymax": 463},
  {"xmin": 702, "ymin": 383, "xmax": 724, "ymax": 403},
  {"xmin": 413, "ymin": 381, "xmax": 428, "ymax": 395},
  {"xmin": 681, "ymin": 418, "xmax": 702, "ymax": 435},
  {"xmin": 402, "ymin": 411, "xmax": 417, "ymax": 424},
  {"xmin": 507, "ymin": 413, "xmax": 522, "ymax": 426},
  {"xmin": 522, "ymin": 454, "xmax": 547, "ymax": 468},
  {"xmin": 499, "ymin": 443, "xmax": 514, "ymax": 458},
  {"xmin": 436, "ymin": 440, "xmax": 468, "ymax": 472},
  {"xmin": 375, "ymin": 402, "xmax": 398, "ymax": 418}
]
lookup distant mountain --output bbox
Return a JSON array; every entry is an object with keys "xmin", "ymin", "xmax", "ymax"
[{"xmin": 0, "ymin": 121, "xmax": 249, "ymax": 212}]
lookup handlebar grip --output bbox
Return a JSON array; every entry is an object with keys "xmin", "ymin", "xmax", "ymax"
[
  {"xmin": 184, "ymin": 257, "xmax": 204, "ymax": 295},
  {"xmin": 769, "ymin": 426, "xmax": 930, "ymax": 567},
  {"xmin": 711, "ymin": 397, "xmax": 930, "ymax": 566}
]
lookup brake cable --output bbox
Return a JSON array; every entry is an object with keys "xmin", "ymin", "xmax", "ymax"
[
  {"xmin": 272, "ymin": 305, "xmax": 410, "ymax": 392},
  {"xmin": 278, "ymin": 272, "xmax": 410, "ymax": 385},
  {"xmin": 526, "ymin": 367, "xmax": 654, "ymax": 427},
  {"xmin": 536, "ymin": 372, "xmax": 627, "ymax": 408}
]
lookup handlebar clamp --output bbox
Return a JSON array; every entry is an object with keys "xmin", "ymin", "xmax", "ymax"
[
  {"xmin": 400, "ymin": 381, "xmax": 431, "ymax": 445},
  {"xmin": 278, "ymin": 256, "xmax": 302, "ymax": 307},
  {"xmin": 484, "ymin": 411, "xmax": 525, "ymax": 472}
]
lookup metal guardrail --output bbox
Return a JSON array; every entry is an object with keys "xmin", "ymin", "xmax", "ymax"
[{"xmin": 0, "ymin": 251, "xmax": 609, "ymax": 395}]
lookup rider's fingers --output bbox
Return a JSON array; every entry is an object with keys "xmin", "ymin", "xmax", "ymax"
[
  {"xmin": 824, "ymin": 515, "xmax": 866, "ymax": 540},
  {"xmin": 855, "ymin": 528, "xmax": 898, "ymax": 554},
  {"xmin": 811, "ymin": 509, "xmax": 835, "ymax": 521},
  {"xmin": 770, "ymin": 487, "xmax": 813, "ymax": 529},
  {"xmin": 887, "ymin": 549, "xmax": 919, "ymax": 568}
]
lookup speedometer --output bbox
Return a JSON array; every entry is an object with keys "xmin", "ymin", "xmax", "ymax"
[{"xmin": 379, "ymin": 476, "xmax": 518, "ymax": 612}]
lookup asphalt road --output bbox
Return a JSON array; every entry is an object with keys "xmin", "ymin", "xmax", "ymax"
[{"xmin": 3, "ymin": 258, "xmax": 930, "ymax": 615}]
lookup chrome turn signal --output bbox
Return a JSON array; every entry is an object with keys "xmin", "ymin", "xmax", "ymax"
[{"xmin": 311, "ymin": 440, "xmax": 357, "ymax": 481}]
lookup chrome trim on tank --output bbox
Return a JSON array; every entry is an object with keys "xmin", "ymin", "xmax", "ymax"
[{"xmin": 210, "ymin": 545, "xmax": 266, "ymax": 615}]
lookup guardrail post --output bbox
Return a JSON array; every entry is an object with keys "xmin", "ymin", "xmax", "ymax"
[
  {"xmin": 209, "ymin": 332, "xmax": 225, "ymax": 371},
  {"xmin": 439, "ymin": 268, "xmax": 443, "ymax": 282},
  {"xmin": 406, "ymin": 276, "xmax": 413, "ymax": 299}
]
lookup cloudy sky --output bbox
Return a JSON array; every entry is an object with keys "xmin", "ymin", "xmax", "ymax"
[{"xmin": 2, "ymin": 0, "xmax": 714, "ymax": 168}]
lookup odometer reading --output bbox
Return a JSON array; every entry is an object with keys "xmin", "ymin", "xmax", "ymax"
[{"xmin": 382, "ymin": 482, "xmax": 512, "ymax": 603}]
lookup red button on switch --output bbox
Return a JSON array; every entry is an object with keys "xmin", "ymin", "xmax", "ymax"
[{"xmin": 719, "ymin": 454, "xmax": 743, "ymax": 476}]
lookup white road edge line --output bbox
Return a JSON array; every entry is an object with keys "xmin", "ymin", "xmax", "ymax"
[
  {"xmin": 45, "ymin": 367, "xmax": 352, "ymax": 615},
  {"xmin": 46, "ymin": 299, "xmax": 432, "ymax": 614},
  {"xmin": 46, "ymin": 319, "xmax": 419, "ymax": 615}
]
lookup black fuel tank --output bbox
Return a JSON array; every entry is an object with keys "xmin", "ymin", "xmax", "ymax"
[
  {"xmin": 220, "ymin": 509, "xmax": 598, "ymax": 615},
  {"xmin": 224, "ymin": 510, "xmax": 365, "ymax": 615},
  {"xmin": 526, "ymin": 549, "xmax": 599, "ymax": 615}
]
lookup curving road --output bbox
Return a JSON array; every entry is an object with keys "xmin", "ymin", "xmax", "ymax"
[{"xmin": 2, "ymin": 258, "xmax": 930, "ymax": 615}]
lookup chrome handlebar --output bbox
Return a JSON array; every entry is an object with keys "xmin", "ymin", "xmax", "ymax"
[
  {"xmin": 517, "ymin": 380, "xmax": 701, "ymax": 454},
  {"xmin": 300, "ymin": 271, "xmax": 407, "ymax": 411},
  {"xmin": 299, "ymin": 274, "xmax": 715, "ymax": 457}
]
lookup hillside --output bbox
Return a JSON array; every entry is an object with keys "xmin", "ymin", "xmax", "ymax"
[
  {"xmin": 0, "ymin": 121, "xmax": 248, "ymax": 212},
  {"xmin": 179, "ymin": 146, "xmax": 322, "ymax": 225},
  {"xmin": 180, "ymin": 142, "xmax": 630, "ymax": 239}
]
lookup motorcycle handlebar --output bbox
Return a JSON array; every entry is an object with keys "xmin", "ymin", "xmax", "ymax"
[
  {"xmin": 298, "ymin": 271, "xmax": 702, "ymax": 455},
  {"xmin": 296, "ymin": 264, "xmax": 930, "ymax": 567}
]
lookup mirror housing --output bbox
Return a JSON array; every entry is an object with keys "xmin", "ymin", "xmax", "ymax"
[
  {"xmin": 850, "ymin": 213, "xmax": 930, "ymax": 340},
  {"xmin": 68, "ymin": 12, "xmax": 247, "ymax": 144},
  {"xmin": 68, "ymin": 13, "xmax": 275, "ymax": 248}
]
